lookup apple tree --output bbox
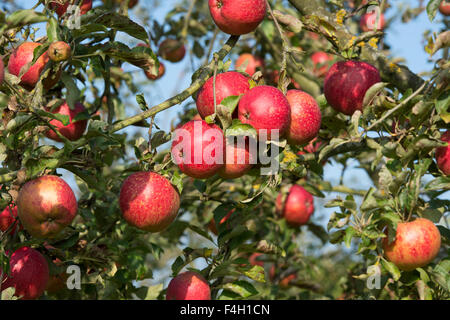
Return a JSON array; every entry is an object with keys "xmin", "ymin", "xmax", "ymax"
[{"xmin": 0, "ymin": 0, "xmax": 449, "ymax": 300}]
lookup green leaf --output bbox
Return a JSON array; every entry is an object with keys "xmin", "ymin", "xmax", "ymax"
[
  {"xmin": 222, "ymin": 280, "xmax": 258, "ymax": 298},
  {"xmin": 34, "ymin": 109, "xmax": 70, "ymax": 126},
  {"xmin": 5, "ymin": 9, "xmax": 47, "ymax": 29},
  {"xmin": 1, "ymin": 287, "xmax": 18, "ymax": 300},
  {"xmin": 60, "ymin": 73, "xmax": 81, "ymax": 110},
  {"xmin": 426, "ymin": 0, "xmax": 442, "ymax": 22},
  {"xmin": 225, "ymin": 119, "xmax": 257, "ymax": 140},
  {"xmin": 431, "ymin": 259, "xmax": 450, "ymax": 291},
  {"xmin": 144, "ymin": 284, "xmax": 164, "ymax": 300},
  {"xmin": 435, "ymin": 90, "xmax": 450, "ymax": 123},
  {"xmin": 242, "ymin": 265, "xmax": 265, "ymax": 283},
  {"xmin": 46, "ymin": 17, "xmax": 59, "ymax": 43},
  {"xmin": 424, "ymin": 176, "xmax": 450, "ymax": 191},
  {"xmin": 381, "ymin": 258, "xmax": 401, "ymax": 281},
  {"xmin": 344, "ymin": 226, "xmax": 357, "ymax": 248},
  {"xmin": 363, "ymin": 82, "xmax": 388, "ymax": 107},
  {"xmin": 136, "ymin": 94, "xmax": 149, "ymax": 111}
]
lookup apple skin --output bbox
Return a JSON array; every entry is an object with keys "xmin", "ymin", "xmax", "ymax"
[
  {"xmin": 235, "ymin": 53, "xmax": 264, "ymax": 76},
  {"xmin": 238, "ymin": 85, "xmax": 291, "ymax": 140},
  {"xmin": 218, "ymin": 139, "xmax": 254, "ymax": 179},
  {"xmin": 440, "ymin": 0, "xmax": 450, "ymax": 15},
  {"xmin": 311, "ymin": 51, "xmax": 333, "ymax": 77},
  {"xmin": 1, "ymin": 247, "xmax": 49, "ymax": 300},
  {"xmin": 166, "ymin": 271, "xmax": 211, "ymax": 300},
  {"xmin": 436, "ymin": 130, "xmax": 450, "ymax": 176},
  {"xmin": 8, "ymin": 42, "xmax": 61, "ymax": 91},
  {"xmin": 360, "ymin": 12, "xmax": 386, "ymax": 32},
  {"xmin": 0, "ymin": 204, "xmax": 21, "ymax": 233},
  {"xmin": 145, "ymin": 62, "xmax": 165, "ymax": 80},
  {"xmin": 196, "ymin": 71, "xmax": 250, "ymax": 119},
  {"xmin": 286, "ymin": 90, "xmax": 321, "ymax": 146},
  {"xmin": 208, "ymin": 0, "xmax": 267, "ymax": 35},
  {"xmin": 171, "ymin": 120, "xmax": 225, "ymax": 179},
  {"xmin": 50, "ymin": 0, "xmax": 92, "ymax": 17},
  {"xmin": 276, "ymin": 185, "xmax": 314, "ymax": 227},
  {"xmin": 45, "ymin": 101, "xmax": 88, "ymax": 142},
  {"xmin": 324, "ymin": 60, "xmax": 381, "ymax": 115},
  {"xmin": 48, "ymin": 41, "xmax": 71, "ymax": 62},
  {"xmin": 17, "ymin": 175, "xmax": 78, "ymax": 239},
  {"xmin": 208, "ymin": 208, "xmax": 235, "ymax": 235},
  {"xmin": 383, "ymin": 218, "xmax": 441, "ymax": 271},
  {"xmin": 158, "ymin": 39, "xmax": 186, "ymax": 63},
  {"xmin": 119, "ymin": 171, "xmax": 180, "ymax": 232}
]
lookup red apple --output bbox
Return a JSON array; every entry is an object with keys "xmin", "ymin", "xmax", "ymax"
[
  {"xmin": 196, "ymin": 71, "xmax": 250, "ymax": 119},
  {"xmin": 166, "ymin": 271, "xmax": 211, "ymax": 300},
  {"xmin": 0, "ymin": 204, "xmax": 20, "ymax": 234},
  {"xmin": 276, "ymin": 185, "xmax": 314, "ymax": 227},
  {"xmin": 235, "ymin": 53, "xmax": 264, "ymax": 76},
  {"xmin": 324, "ymin": 60, "xmax": 381, "ymax": 115},
  {"xmin": 279, "ymin": 273, "xmax": 297, "ymax": 288},
  {"xmin": 145, "ymin": 62, "xmax": 165, "ymax": 80},
  {"xmin": 383, "ymin": 218, "xmax": 441, "ymax": 271},
  {"xmin": 17, "ymin": 175, "xmax": 78, "ymax": 239},
  {"xmin": 360, "ymin": 11, "xmax": 386, "ymax": 32},
  {"xmin": 208, "ymin": 208, "xmax": 235, "ymax": 235},
  {"xmin": 158, "ymin": 39, "xmax": 186, "ymax": 63},
  {"xmin": 8, "ymin": 42, "xmax": 61, "ymax": 90},
  {"xmin": 238, "ymin": 85, "xmax": 291, "ymax": 139},
  {"xmin": 1, "ymin": 247, "xmax": 49, "ymax": 300},
  {"xmin": 311, "ymin": 51, "xmax": 333, "ymax": 77},
  {"xmin": 48, "ymin": 41, "xmax": 71, "ymax": 62},
  {"xmin": 440, "ymin": 0, "xmax": 450, "ymax": 15},
  {"xmin": 208, "ymin": 0, "xmax": 267, "ymax": 35},
  {"xmin": 45, "ymin": 101, "xmax": 88, "ymax": 142},
  {"xmin": 286, "ymin": 90, "xmax": 321, "ymax": 146},
  {"xmin": 119, "ymin": 171, "xmax": 180, "ymax": 232},
  {"xmin": 249, "ymin": 252, "xmax": 264, "ymax": 267},
  {"xmin": 218, "ymin": 139, "xmax": 254, "ymax": 179},
  {"xmin": 49, "ymin": 0, "xmax": 92, "ymax": 17},
  {"xmin": 435, "ymin": 130, "xmax": 450, "ymax": 176},
  {"xmin": 171, "ymin": 120, "xmax": 225, "ymax": 179}
]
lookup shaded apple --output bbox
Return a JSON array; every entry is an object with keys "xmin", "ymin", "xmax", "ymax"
[
  {"xmin": 0, "ymin": 204, "xmax": 20, "ymax": 234},
  {"xmin": 171, "ymin": 120, "xmax": 225, "ymax": 179},
  {"xmin": 435, "ymin": 130, "xmax": 450, "ymax": 176},
  {"xmin": 48, "ymin": 41, "xmax": 71, "ymax": 62},
  {"xmin": 324, "ymin": 60, "xmax": 381, "ymax": 115},
  {"xmin": 208, "ymin": 208, "xmax": 235, "ymax": 235},
  {"xmin": 440, "ymin": 0, "xmax": 450, "ymax": 15},
  {"xmin": 238, "ymin": 85, "xmax": 291, "ymax": 139},
  {"xmin": 8, "ymin": 42, "xmax": 61, "ymax": 90},
  {"xmin": 166, "ymin": 271, "xmax": 211, "ymax": 300},
  {"xmin": 17, "ymin": 175, "xmax": 78, "ymax": 239},
  {"xmin": 1, "ymin": 247, "xmax": 49, "ymax": 300},
  {"xmin": 248, "ymin": 252, "xmax": 264, "ymax": 267},
  {"xmin": 45, "ymin": 101, "xmax": 88, "ymax": 142},
  {"xmin": 158, "ymin": 39, "xmax": 186, "ymax": 63},
  {"xmin": 196, "ymin": 71, "xmax": 250, "ymax": 119},
  {"xmin": 276, "ymin": 185, "xmax": 314, "ymax": 227},
  {"xmin": 119, "ymin": 171, "xmax": 180, "ymax": 232},
  {"xmin": 208, "ymin": 0, "xmax": 267, "ymax": 35},
  {"xmin": 235, "ymin": 53, "xmax": 264, "ymax": 76},
  {"xmin": 286, "ymin": 89, "xmax": 321, "ymax": 146},
  {"xmin": 383, "ymin": 218, "xmax": 441, "ymax": 271},
  {"xmin": 360, "ymin": 11, "xmax": 386, "ymax": 32}
]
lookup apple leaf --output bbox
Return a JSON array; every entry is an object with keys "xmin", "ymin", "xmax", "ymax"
[
  {"xmin": 221, "ymin": 280, "xmax": 258, "ymax": 298},
  {"xmin": 34, "ymin": 108, "xmax": 70, "ymax": 126},
  {"xmin": 4, "ymin": 9, "xmax": 47, "ymax": 30},
  {"xmin": 242, "ymin": 265, "xmax": 266, "ymax": 283},
  {"xmin": 46, "ymin": 17, "xmax": 59, "ymax": 43},
  {"xmin": 61, "ymin": 73, "xmax": 81, "ymax": 110},
  {"xmin": 436, "ymin": 90, "xmax": 450, "ymax": 123},
  {"xmin": 381, "ymin": 258, "xmax": 401, "ymax": 281},
  {"xmin": 144, "ymin": 284, "xmax": 164, "ymax": 300},
  {"xmin": 362, "ymin": 82, "xmax": 388, "ymax": 107},
  {"xmin": 225, "ymin": 119, "xmax": 257, "ymax": 140},
  {"xmin": 426, "ymin": 0, "xmax": 442, "ymax": 22}
]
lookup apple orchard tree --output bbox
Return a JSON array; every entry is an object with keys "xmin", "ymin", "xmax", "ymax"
[{"xmin": 0, "ymin": 0, "xmax": 449, "ymax": 300}]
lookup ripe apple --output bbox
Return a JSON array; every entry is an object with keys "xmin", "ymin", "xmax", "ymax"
[
  {"xmin": 0, "ymin": 58, "xmax": 4, "ymax": 85},
  {"xmin": 324, "ymin": 60, "xmax": 381, "ymax": 115},
  {"xmin": 286, "ymin": 90, "xmax": 322, "ymax": 146},
  {"xmin": 218, "ymin": 139, "xmax": 254, "ymax": 179},
  {"xmin": 158, "ymin": 39, "xmax": 186, "ymax": 63},
  {"xmin": 8, "ymin": 42, "xmax": 61, "ymax": 90},
  {"xmin": 311, "ymin": 51, "xmax": 333, "ymax": 77},
  {"xmin": 0, "ymin": 204, "xmax": 20, "ymax": 233},
  {"xmin": 435, "ymin": 130, "xmax": 450, "ymax": 176},
  {"xmin": 49, "ymin": 0, "xmax": 92, "ymax": 17},
  {"xmin": 196, "ymin": 71, "xmax": 250, "ymax": 119},
  {"xmin": 145, "ymin": 62, "xmax": 165, "ymax": 80},
  {"xmin": 279, "ymin": 273, "xmax": 297, "ymax": 288},
  {"xmin": 208, "ymin": 208, "xmax": 235, "ymax": 235},
  {"xmin": 119, "ymin": 171, "xmax": 180, "ymax": 232},
  {"xmin": 208, "ymin": 0, "xmax": 267, "ymax": 35},
  {"xmin": 45, "ymin": 101, "xmax": 88, "ymax": 142},
  {"xmin": 48, "ymin": 41, "xmax": 71, "ymax": 62},
  {"xmin": 383, "ymin": 218, "xmax": 441, "ymax": 271},
  {"xmin": 1, "ymin": 247, "xmax": 49, "ymax": 300},
  {"xmin": 166, "ymin": 271, "xmax": 211, "ymax": 300},
  {"xmin": 249, "ymin": 252, "xmax": 264, "ymax": 267},
  {"xmin": 360, "ymin": 11, "xmax": 386, "ymax": 32},
  {"xmin": 235, "ymin": 53, "xmax": 264, "ymax": 76},
  {"xmin": 276, "ymin": 185, "xmax": 314, "ymax": 227},
  {"xmin": 171, "ymin": 120, "xmax": 225, "ymax": 179},
  {"xmin": 17, "ymin": 175, "xmax": 78, "ymax": 239},
  {"xmin": 440, "ymin": 0, "xmax": 450, "ymax": 15},
  {"xmin": 238, "ymin": 85, "xmax": 291, "ymax": 139}
]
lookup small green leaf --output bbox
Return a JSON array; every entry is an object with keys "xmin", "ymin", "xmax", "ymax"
[
  {"xmin": 381, "ymin": 258, "xmax": 401, "ymax": 281},
  {"xmin": 426, "ymin": 0, "xmax": 442, "ymax": 22}
]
